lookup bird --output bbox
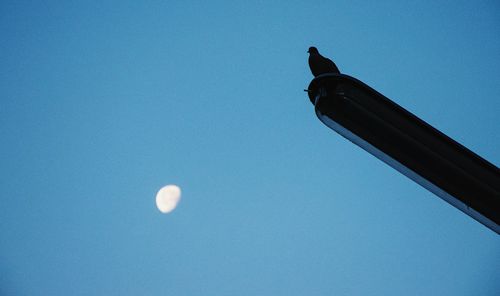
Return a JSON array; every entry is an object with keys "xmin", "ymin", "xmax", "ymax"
[{"xmin": 308, "ymin": 46, "xmax": 340, "ymax": 77}]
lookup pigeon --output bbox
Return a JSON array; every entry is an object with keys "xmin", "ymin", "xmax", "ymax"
[{"xmin": 308, "ymin": 46, "xmax": 340, "ymax": 77}]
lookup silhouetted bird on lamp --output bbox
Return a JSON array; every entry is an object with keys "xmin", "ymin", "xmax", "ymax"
[{"xmin": 308, "ymin": 46, "xmax": 340, "ymax": 77}]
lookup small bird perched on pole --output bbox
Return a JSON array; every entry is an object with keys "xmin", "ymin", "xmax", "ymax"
[{"xmin": 308, "ymin": 46, "xmax": 340, "ymax": 77}]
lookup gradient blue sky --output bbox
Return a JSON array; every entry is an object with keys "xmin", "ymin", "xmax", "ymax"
[{"xmin": 1, "ymin": 1, "xmax": 499, "ymax": 295}]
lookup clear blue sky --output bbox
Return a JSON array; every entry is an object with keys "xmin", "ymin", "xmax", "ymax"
[{"xmin": 1, "ymin": 1, "xmax": 499, "ymax": 295}]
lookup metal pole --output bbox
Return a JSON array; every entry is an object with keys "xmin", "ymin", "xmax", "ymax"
[{"xmin": 307, "ymin": 74, "xmax": 500, "ymax": 234}]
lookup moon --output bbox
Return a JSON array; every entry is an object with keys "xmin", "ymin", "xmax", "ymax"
[{"xmin": 156, "ymin": 185, "xmax": 181, "ymax": 213}]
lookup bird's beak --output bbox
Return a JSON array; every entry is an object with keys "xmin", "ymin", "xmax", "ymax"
[{"xmin": 307, "ymin": 50, "xmax": 310, "ymax": 53}]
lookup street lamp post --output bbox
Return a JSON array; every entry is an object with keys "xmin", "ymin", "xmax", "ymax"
[{"xmin": 307, "ymin": 73, "xmax": 500, "ymax": 234}]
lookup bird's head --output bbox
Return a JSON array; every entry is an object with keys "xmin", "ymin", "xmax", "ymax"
[{"xmin": 308, "ymin": 46, "xmax": 319, "ymax": 54}]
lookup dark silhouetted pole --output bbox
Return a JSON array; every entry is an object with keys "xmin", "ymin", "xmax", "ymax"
[{"xmin": 307, "ymin": 73, "xmax": 500, "ymax": 234}]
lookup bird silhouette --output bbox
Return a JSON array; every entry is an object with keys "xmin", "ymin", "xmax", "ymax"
[{"xmin": 308, "ymin": 46, "xmax": 340, "ymax": 77}]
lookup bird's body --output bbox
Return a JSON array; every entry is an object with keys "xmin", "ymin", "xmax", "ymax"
[{"xmin": 308, "ymin": 46, "xmax": 340, "ymax": 77}]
